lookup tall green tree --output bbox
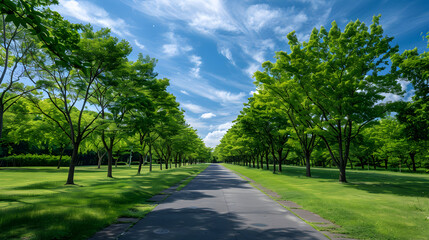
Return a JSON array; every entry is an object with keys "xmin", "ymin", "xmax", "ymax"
[
  {"xmin": 391, "ymin": 33, "xmax": 429, "ymax": 171},
  {"xmin": 25, "ymin": 26, "xmax": 131, "ymax": 184},
  {"xmin": 256, "ymin": 16, "xmax": 401, "ymax": 182}
]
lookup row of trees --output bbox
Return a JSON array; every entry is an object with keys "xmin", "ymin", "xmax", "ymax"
[
  {"xmin": 1, "ymin": 1, "xmax": 211, "ymax": 184},
  {"xmin": 215, "ymin": 16, "xmax": 428, "ymax": 182}
]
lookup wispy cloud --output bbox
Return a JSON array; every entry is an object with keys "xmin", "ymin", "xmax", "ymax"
[
  {"xmin": 180, "ymin": 90, "xmax": 190, "ymax": 95},
  {"xmin": 218, "ymin": 46, "xmax": 235, "ymax": 65},
  {"xmin": 162, "ymin": 32, "xmax": 192, "ymax": 57},
  {"xmin": 189, "ymin": 55, "xmax": 202, "ymax": 78},
  {"xmin": 184, "ymin": 115, "xmax": 208, "ymax": 129},
  {"xmin": 201, "ymin": 112, "xmax": 216, "ymax": 119},
  {"xmin": 245, "ymin": 4, "xmax": 281, "ymax": 32},
  {"xmin": 381, "ymin": 79, "xmax": 414, "ymax": 103},
  {"xmin": 134, "ymin": 39, "xmax": 145, "ymax": 50},
  {"xmin": 55, "ymin": 0, "xmax": 133, "ymax": 37},
  {"xmin": 245, "ymin": 63, "xmax": 260, "ymax": 78},
  {"xmin": 181, "ymin": 103, "xmax": 206, "ymax": 113},
  {"xmin": 128, "ymin": 0, "xmax": 238, "ymax": 34},
  {"xmin": 124, "ymin": 0, "xmax": 333, "ymax": 79}
]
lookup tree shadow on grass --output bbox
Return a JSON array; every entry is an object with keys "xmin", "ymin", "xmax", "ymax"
[
  {"xmin": 0, "ymin": 166, "xmax": 207, "ymax": 240},
  {"xmin": 242, "ymin": 165, "xmax": 429, "ymax": 198}
]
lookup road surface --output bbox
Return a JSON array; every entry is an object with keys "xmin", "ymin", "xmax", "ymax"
[{"xmin": 120, "ymin": 164, "xmax": 327, "ymax": 240}]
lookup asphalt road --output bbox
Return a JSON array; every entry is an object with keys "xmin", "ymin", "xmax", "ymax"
[{"xmin": 119, "ymin": 164, "xmax": 327, "ymax": 240}]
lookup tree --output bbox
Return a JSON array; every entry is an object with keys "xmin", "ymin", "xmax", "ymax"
[
  {"xmin": 391, "ymin": 33, "xmax": 429, "ymax": 171},
  {"xmin": 256, "ymin": 16, "xmax": 401, "ymax": 182},
  {"xmin": 238, "ymin": 91, "xmax": 291, "ymax": 173},
  {"xmin": 25, "ymin": 26, "xmax": 131, "ymax": 184},
  {"xmin": 93, "ymin": 54, "xmax": 154, "ymax": 178}
]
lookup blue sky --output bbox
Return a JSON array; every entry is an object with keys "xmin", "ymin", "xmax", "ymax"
[{"xmin": 53, "ymin": 0, "xmax": 429, "ymax": 148}]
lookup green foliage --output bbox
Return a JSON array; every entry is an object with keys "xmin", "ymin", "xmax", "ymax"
[
  {"xmin": 0, "ymin": 154, "xmax": 70, "ymax": 167},
  {"xmin": 0, "ymin": 0, "xmax": 81, "ymax": 66},
  {"xmin": 221, "ymin": 16, "xmax": 405, "ymax": 182}
]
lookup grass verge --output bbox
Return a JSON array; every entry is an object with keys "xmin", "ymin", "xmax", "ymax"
[
  {"xmin": 222, "ymin": 164, "xmax": 429, "ymax": 240},
  {"xmin": 0, "ymin": 164, "xmax": 208, "ymax": 240}
]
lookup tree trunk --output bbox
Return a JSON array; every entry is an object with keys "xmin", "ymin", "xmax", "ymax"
[
  {"xmin": 278, "ymin": 149, "xmax": 283, "ymax": 173},
  {"xmin": 66, "ymin": 144, "xmax": 79, "ymax": 185},
  {"xmin": 107, "ymin": 149, "xmax": 113, "ymax": 178},
  {"xmin": 149, "ymin": 144, "xmax": 153, "ymax": 172},
  {"xmin": 305, "ymin": 151, "xmax": 311, "ymax": 177},
  {"xmin": 57, "ymin": 146, "xmax": 65, "ymax": 169},
  {"xmin": 256, "ymin": 154, "xmax": 259, "ymax": 169},
  {"xmin": 265, "ymin": 151, "xmax": 269, "ymax": 170},
  {"xmin": 410, "ymin": 152, "xmax": 416, "ymax": 172},
  {"xmin": 349, "ymin": 157, "xmax": 353, "ymax": 169},
  {"xmin": 272, "ymin": 151, "xmax": 277, "ymax": 174},
  {"xmin": 371, "ymin": 155, "xmax": 376, "ymax": 170},
  {"xmin": 137, "ymin": 154, "xmax": 144, "ymax": 175},
  {"xmin": 97, "ymin": 150, "xmax": 106, "ymax": 169},
  {"xmin": 0, "ymin": 107, "xmax": 4, "ymax": 156},
  {"xmin": 358, "ymin": 157, "xmax": 364, "ymax": 169},
  {"xmin": 339, "ymin": 163, "xmax": 346, "ymax": 183}
]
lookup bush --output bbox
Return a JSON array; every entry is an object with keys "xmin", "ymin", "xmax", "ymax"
[{"xmin": 0, "ymin": 154, "xmax": 71, "ymax": 167}]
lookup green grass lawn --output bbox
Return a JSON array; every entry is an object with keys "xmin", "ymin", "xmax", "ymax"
[
  {"xmin": 0, "ymin": 164, "xmax": 208, "ymax": 240},
  {"xmin": 222, "ymin": 164, "xmax": 429, "ymax": 240}
]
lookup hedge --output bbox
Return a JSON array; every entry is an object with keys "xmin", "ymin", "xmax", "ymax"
[{"xmin": 0, "ymin": 154, "xmax": 71, "ymax": 167}]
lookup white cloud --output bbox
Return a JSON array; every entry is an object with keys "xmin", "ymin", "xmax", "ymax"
[
  {"xmin": 274, "ymin": 25, "xmax": 294, "ymax": 36},
  {"xmin": 249, "ymin": 90, "xmax": 257, "ymax": 95},
  {"xmin": 217, "ymin": 122, "xmax": 233, "ymax": 131},
  {"xmin": 381, "ymin": 93, "xmax": 402, "ymax": 103},
  {"xmin": 379, "ymin": 79, "xmax": 412, "ymax": 103},
  {"xmin": 201, "ymin": 112, "xmax": 216, "ymax": 119},
  {"xmin": 129, "ymin": 0, "xmax": 238, "ymax": 34},
  {"xmin": 162, "ymin": 32, "xmax": 193, "ymax": 57},
  {"xmin": 171, "ymin": 73, "xmax": 246, "ymax": 104},
  {"xmin": 55, "ymin": 0, "xmax": 133, "ymax": 37},
  {"xmin": 180, "ymin": 90, "xmax": 190, "ymax": 95},
  {"xmin": 189, "ymin": 55, "xmax": 202, "ymax": 78},
  {"xmin": 185, "ymin": 115, "xmax": 208, "ymax": 129},
  {"xmin": 203, "ymin": 121, "xmax": 234, "ymax": 148},
  {"xmin": 162, "ymin": 44, "xmax": 179, "ymax": 56},
  {"xmin": 125, "ymin": 0, "xmax": 332, "ymax": 80},
  {"xmin": 245, "ymin": 63, "xmax": 260, "ymax": 78},
  {"xmin": 134, "ymin": 40, "xmax": 145, "ymax": 50},
  {"xmin": 246, "ymin": 4, "xmax": 281, "ymax": 32},
  {"xmin": 181, "ymin": 103, "xmax": 206, "ymax": 113},
  {"xmin": 219, "ymin": 47, "xmax": 235, "ymax": 65},
  {"xmin": 203, "ymin": 130, "xmax": 226, "ymax": 148},
  {"xmin": 213, "ymin": 90, "xmax": 246, "ymax": 103},
  {"xmin": 297, "ymin": 0, "xmax": 327, "ymax": 10}
]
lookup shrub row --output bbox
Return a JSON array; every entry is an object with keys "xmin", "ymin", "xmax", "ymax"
[{"xmin": 0, "ymin": 154, "xmax": 71, "ymax": 167}]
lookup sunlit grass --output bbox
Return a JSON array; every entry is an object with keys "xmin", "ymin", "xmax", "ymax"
[
  {"xmin": 0, "ymin": 164, "xmax": 208, "ymax": 240},
  {"xmin": 222, "ymin": 164, "xmax": 429, "ymax": 240}
]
